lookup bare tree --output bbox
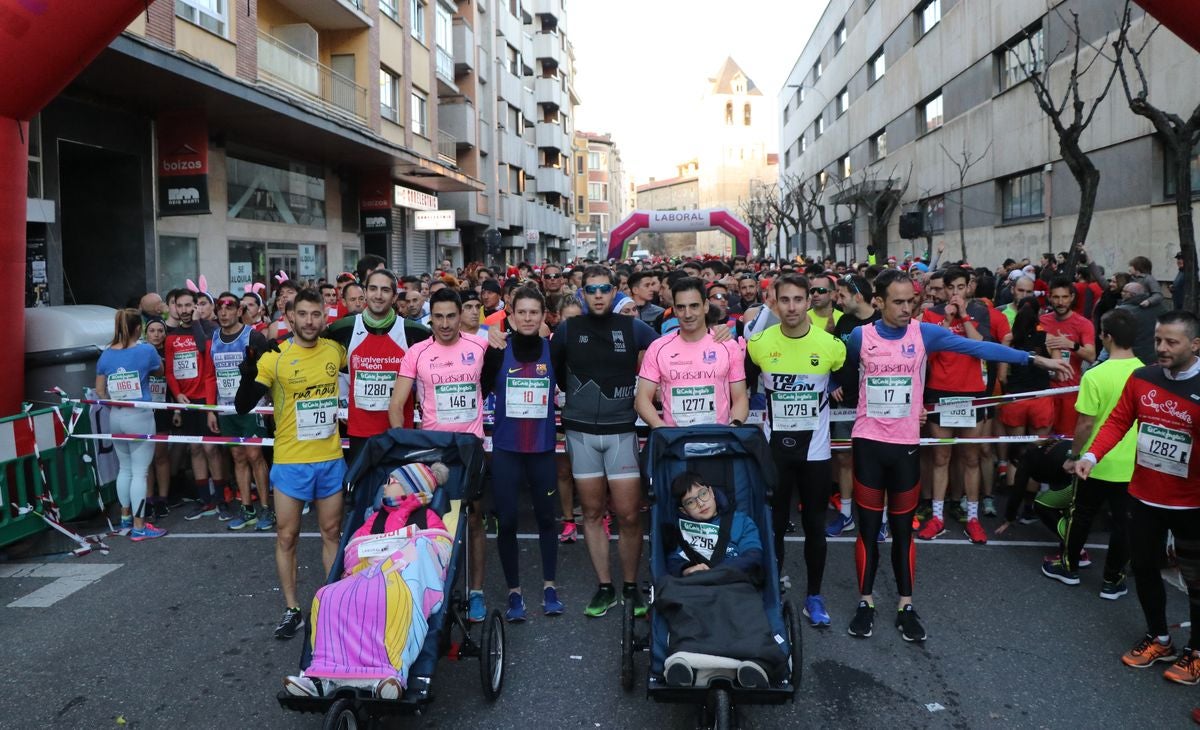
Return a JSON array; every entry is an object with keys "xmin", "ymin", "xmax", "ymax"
[
  {"xmin": 770, "ymin": 175, "xmax": 802, "ymax": 257},
  {"xmin": 940, "ymin": 141, "xmax": 991, "ymax": 262},
  {"xmin": 861, "ymin": 163, "xmax": 912, "ymax": 262},
  {"xmin": 796, "ymin": 175, "xmax": 830, "ymax": 259},
  {"xmin": 737, "ymin": 183, "xmax": 776, "ymax": 259},
  {"xmin": 1018, "ymin": 9, "xmax": 1120, "ymax": 273},
  {"xmin": 1114, "ymin": 0, "xmax": 1199, "ymax": 313}
]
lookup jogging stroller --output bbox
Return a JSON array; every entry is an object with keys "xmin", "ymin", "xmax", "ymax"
[
  {"xmin": 621, "ymin": 426, "xmax": 802, "ymax": 729},
  {"xmin": 276, "ymin": 429, "xmax": 503, "ymax": 728}
]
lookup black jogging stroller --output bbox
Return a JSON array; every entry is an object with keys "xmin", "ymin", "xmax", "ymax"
[
  {"xmin": 621, "ymin": 425, "xmax": 802, "ymax": 729},
  {"xmin": 276, "ymin": 429, "xmax": 504, "ymax": 728}
]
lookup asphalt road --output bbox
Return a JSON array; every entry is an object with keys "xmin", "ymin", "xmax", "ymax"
[{"xmin": 1, "ymin": 506, "xmax": 1196, "ymax": 730}]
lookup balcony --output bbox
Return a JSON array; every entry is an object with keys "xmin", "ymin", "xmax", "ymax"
[
  {"xmin": 524, "ymin": 140, "xmax": 538, "ymax": 175},
  {"xmin": 536, "ymin": 168, "xmax": 570, "ymax": 197},
  {"xmin": 535, "ymin": 120, "xmax": 563, "ymax": 150},
  {"xmin": 532, "ymin": 0, "xmax": 562, "ymax": 20},
  {"xmin": 496, "ymin": 4, "xmax": 522, "ymax": 41},
  {"xmin": 453, "ymin": 21, "xmax": 474, "ymax": 74},
  {"xmin": 532, "ymin": 32, "xmax": 562, "ymax": 65},
  {"xmin": 257, "ymin": 29, "xmax": 368, "ymax": 122},
  {"xmin": 439, "ymin": 100, "xmax": 477, "ymax": 148},
  {"xmin": 437, "ymin": 129, "xmax": 457, "ymax": 165},
  {"xmin": 535, "ymin": 75, "xmax": 564, "ymax": 109},
  {"xmin": 271, "ymin": 0, "xmax": 371, "ymax": 30},
  {"xmin": 498, "ymin": 69, "xmax": 523, "ymax": 105},
  {"xmin": 435, "ymin": 46, "xmax": 457, "ymax": 94}
]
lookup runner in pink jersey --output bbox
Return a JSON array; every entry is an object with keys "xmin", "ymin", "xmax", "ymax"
[{"xmin": 636, "ymin": 277, "xmax": 748, "ymax": 429}]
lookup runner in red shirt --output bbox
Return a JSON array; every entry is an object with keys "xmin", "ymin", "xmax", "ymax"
[{"xmin": 1040, "ymin": 276, "xmax": 1097, "ymax": 434}]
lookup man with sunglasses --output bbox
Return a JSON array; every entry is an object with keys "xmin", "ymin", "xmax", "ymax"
[
  {"xmin": 806, "ymin": 274, "xmax": 842, "ymax": 334},
  {"xmin": 551, "ymin": 265, "xmax": 658, "ymax": 619},
  {"xmin": 542, "ymin": 263, "xmax": 566, "ymax": 296}
]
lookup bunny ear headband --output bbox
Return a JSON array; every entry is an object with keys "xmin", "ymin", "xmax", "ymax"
[
  {"xmin": 274, "ymin": 271, "xmax": 290, "ymax": 284},
  {"xmin": 243, "ymin": 282, "xmax": 266, "ymax": 306},
  {"xmin": 186, "ymin": 275, "xmax": 212, "ymax": 301}
]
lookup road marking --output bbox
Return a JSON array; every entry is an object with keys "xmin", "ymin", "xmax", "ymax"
[{"xmin": 0, "ymin": 563, "xmax": 122, "ymax": 608}]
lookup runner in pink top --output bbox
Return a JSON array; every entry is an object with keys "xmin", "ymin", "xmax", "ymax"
[
  {"xmin": 636, "ymin": 277, "xmax": 749, "ymax": 429},
  {"xmin": 851, "ymin": 319, "xmax": 926, "ymax": 445}
]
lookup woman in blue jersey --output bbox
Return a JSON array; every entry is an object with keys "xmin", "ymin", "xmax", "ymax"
[
  {"xmin": 482, "ymin": 286, "xmax": 563, "ymax": 622},
  {"xmin": 94, "ymin": 309, "xmax": 168, "ymax": 541}
]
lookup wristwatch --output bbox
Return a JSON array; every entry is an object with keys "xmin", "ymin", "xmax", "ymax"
[
  {"xmin": 730, "ymin": 419, "xmax": 744, "ymax": 427},
  {"xmin": 1072, "ymin": 341, "xmax": 1080, "ymax": 352}
]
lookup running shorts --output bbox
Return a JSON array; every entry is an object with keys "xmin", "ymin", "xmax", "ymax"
[
  {"xmin": 564, "ymin": 430, "xmax": 640, "ymax": 481},
  {"xmin": 271, "ymin": 458, "xmax": 347, "ymax": 502}
]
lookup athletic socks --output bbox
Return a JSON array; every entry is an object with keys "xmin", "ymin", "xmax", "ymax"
[
  {"xmin": 840, "ymin": 498, "xmax": 852, "ymax": 518},
  {"xmin": 932, "ymin": 500, "xmax": 945, "ymax": 520},
  {"xmin": 967, "ymin": 501, "xmax": 979, "ymax": 520},
  {"xmin": 194, "ymin": 479, "xmax": 212, "ymax": 504}
]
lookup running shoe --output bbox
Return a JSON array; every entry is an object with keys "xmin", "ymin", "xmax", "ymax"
[
  {"xmin": 217, "ymin": 501, "xmax": 236, "ymax": 521},
  {"xmin": 950, "ymin": 500, "xmax": 968, "ymax": 524},
  {"xmin": 896, "ymin": 605, "xmax": 927, "ymax": 642},
  {"xmin": 878, "ymin": 521, "xmax": 890, "ymax": 543},
  {"xmin": 558, "ymin": 520, "xmax": 579, "ymax": 544},
  {"xmin": 825, "ymin": 513, "xmax": 855, "ymax": 537},
  {"xmin": 184, "ymin": 502, "xmax": 217, "ymax": 521},
  {"xmin": 584, "ymin": 585, "xmax": 618, "ymax": 618},
  {"xmin": 301, "ymin": 502, "xmax": 311, "ymax": 516},
  {"xmin": 785, "ymin": 520, "xmax": 796, "ymax": 534},
  {"xmin": 274, "ymin": 607, "xmax": 304, "ymax": 640},
  {"xmin": 255, "ymin": 508, "xmax": 277, "ymax": 532},
  {"xmin": 1100, "ymin": 575, "xmax": 1128, "ymax": 600},
  {"xmin": 543, "ymin": 586, "xmax": 564, "ymax": 616},
  {"xmin": 1017, "ymin": 504, "xmax": 1038, "ymax": 525},
  {"xmin": 847, "ymin": 600, "xmax": 875, "ymax": 638},
  {"xmin": 1164, "ymin": 651, "xmax": 1200, "ymax": 686},
  {"xmin": 119, "ymin": 516, "xmax": 133, "ymax": 531},
  {"xmin": 505, "ymin": 592, "xmax": 527, "ymax": 623},
  {"xmin": 1041, "ymin": 559, "xmax": 1080, "ymax": 586},
  {"xmin": 964, "ymin": 518, "xmax": 988, "ymax": 544},
  {"xmin": 283, "ymin": 675, "xmax": 319, "ymax": 697},
  {"xmin": 130, "ymin": 524, "xmax": 167, "ymax": 542},
  {"xmin": 917, "ymin": 516, "xmax": 946, "ymax": 541},
  {"xmin": 915, "ymin": 502, "xmax": 933, "ymax": 522},
  {"xmin": 982, "ymin": 496, "xmax": 997, "ymax": 517},
  {"xmin": 736, "ymin": 660, "xmax": 770, "ymax": 689},
  {"xmin": 1121, "ymin": 635, "xmax": 1177, "ymax": 668},
  {"xmin": 228, "ymin": 505, "xmax": 257, "ymax": 531},
  {"xmin": 803, "ymin": 594, "xmax": 831, "ymax": 627},
  {"xmin": 623, "ymin": 583, "xmax": 648, "ymax": 619},
  {"xmin": 1043, "ymin": 549, "xmax": 1092, "ymax": 569},
  {"xmin": 468, "ymin": 591, "xmax": 486, "ymax": 623},
  {"xmin": 664, "ymin": 654, "xmax": 694, "ymax": 687}
]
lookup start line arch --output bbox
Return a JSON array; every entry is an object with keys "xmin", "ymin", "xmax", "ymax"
[{"xmin": 607, "ymin": 209, "xmax": 751, "ymax": 260}]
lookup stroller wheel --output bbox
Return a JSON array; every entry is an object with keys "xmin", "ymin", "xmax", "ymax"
[
  {"xmin": 479, "ymin": 608, "xmax": 506, "ymax": 700},
  {"xmin": 711, "ymin": 688, "xmax": 732, "ymax": 730},
  {"xmin": 783, "ymin": 600, "xmax": 803, "ymax": 694},
  {"xmin": 322, "ymin": 698, "xmax": 360, "ymax": 730}
]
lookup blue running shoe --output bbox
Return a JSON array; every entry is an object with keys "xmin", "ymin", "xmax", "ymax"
[
  {"xmin": 505, "ymin": 592, "xmax": 527, "ymax": 623},
  {"xmin": 468, "ymin": 591, "xmax": 486, "ymax": 623},
  {"xmin": 878, "ymin": 521, "xmax": 890, "ymax": 542},
  {"xmin": 826, "ymin": 513, "xmax": 855, "ymax": 537},
  {"xmin": 130, "ymin": 524, "xmax": 168, "ymax": 542},
  {"xmin": 803, "ymin": 594, "xmax": 831, "ymax": 627},
  {"xmin": 119, "ymin": 516, "xmax": 133, "ymax": 531},
  {"xmin": 543, "ymin": 586, "xmax": 564, "ymax": 616},
  {"xmin": 228, "ymin": 505, "xmax": 257, "ymax": 531}
]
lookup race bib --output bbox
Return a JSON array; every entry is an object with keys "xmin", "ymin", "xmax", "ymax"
[
  {"xmin": 295, "ymin": 398, "xmax": 337, "ymax": 441},
  {"xmin": 1136, "ymin": 423, "xmax": 1191, "ymax": 478},
  {"xmin": 678, "ymin": 518, "xmax": 718, "ymax": 561},
  {"xmin": 505, "ymin": 377, "xmax": 550, "ymax": 419},
  {"xmin": 216, "ymin": 366, "xmax": 240, "ymax": 401},
  {"xmin": 670, "ymin": 385, "xmax": 717, "ymax": 426},
  {"xmin": 865, "ymin": 376, "xmax": 911, "ymax": 418},
  {"xmin": 149, "ymin": 376, "xmax": 167, "ymax": 403},
  {"xmin": 938, "ymin": 396, "xmax": 975, "ymax": 428},
  {"xmin": 106, "ymin": 371, "xmax": 142, "ymax": 401},
  {"xmin": 770, "ymin": 390, "xmax": 820, "ymax": 431},
  {"xmin": 434, "ymin": 383, "xmax": 479, "ymax": 424},
  {"xmin": 354, "ymin": 371, "xmax": 396, "ymax": 412},
  {"xmin": 173, "ymin": 349, "xmax": 198, "ymax": 380}
]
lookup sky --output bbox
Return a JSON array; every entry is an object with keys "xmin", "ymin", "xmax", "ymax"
[{"xmin": 570, "ymin": 0, "xmax": 825, "ymax": 184}]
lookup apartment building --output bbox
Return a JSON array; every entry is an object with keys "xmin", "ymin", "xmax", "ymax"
[
  {"xmin": 572, "ymin": 131, "xmax": 628, "ymax": 260},
  {"xmin": 777, "ymin": 0, "xmax": 1200, "ymax": 274},
  {"xmin": 23, "ymin": 0, "xmax": 576, "ymax": 308}
]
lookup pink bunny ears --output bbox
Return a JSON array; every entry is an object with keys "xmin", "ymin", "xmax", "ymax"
[
  {"xmin": 185, "ymin": 275, "xmax": 209, "ymax": 295},
  {"xmin": 244, "ymin": 281, "xmax": 266, "ymax": 306},
  {"xmin": 274, "ymin": 270, "xmax": 289, "ymax": 285}
]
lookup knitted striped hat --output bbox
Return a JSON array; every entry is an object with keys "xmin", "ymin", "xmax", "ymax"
[{"xmin": 387, "ymin": 462, "xmax": 448, "ymax": 499}]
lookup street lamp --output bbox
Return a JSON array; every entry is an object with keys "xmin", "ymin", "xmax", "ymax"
[{"xmin": 786, "ymin": 83, "xmax": 830, "ymax": 106}]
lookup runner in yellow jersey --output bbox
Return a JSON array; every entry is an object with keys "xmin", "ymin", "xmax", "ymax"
[{"xmin": 236, "ymin": 289, "xmax": 348, "ymax": 640}]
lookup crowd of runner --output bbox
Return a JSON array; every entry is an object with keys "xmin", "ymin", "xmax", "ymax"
[{"xmin": 94, "ymin": 244, "xmax": 1200, "ymax": 685}]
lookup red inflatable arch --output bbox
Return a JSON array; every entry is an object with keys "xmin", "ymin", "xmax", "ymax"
[{"xmin": 607, "ymin": 209, "xmax": 751, "ymax": 260}]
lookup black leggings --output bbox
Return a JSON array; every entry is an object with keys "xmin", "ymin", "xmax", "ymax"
[
  {"xmin": 851, "ymin": 438, "xmax": 920, "ymax": 598},
  {"xmin": 491, "ymin": 448, "xmax": 558, "ymax": 590},
  {"xmin": 1064, "ymin": 477, "xmax": 1129, "ymax": 579},
  {"xmin": 769, "ymin": 446, "xmax": 831, "ymax": 596},
  {"xmin": 1129, "ymin": 500, "xmax": 1200, "ymax": 648}
]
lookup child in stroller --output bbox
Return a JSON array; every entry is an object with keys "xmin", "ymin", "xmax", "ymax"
[
  {"xmin": 283, "ymin": 462, "xmax": 452, "ymax": 701},
  {"xmin": 658, "ymin": 472, "xmax": 787, "ymax": 690}
]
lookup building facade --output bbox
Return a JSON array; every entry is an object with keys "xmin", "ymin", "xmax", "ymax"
[
  {"xmin": 24, "ymin": 0, "xmax": 577, "ymax": 308},
  {"xmin": 777, "ymin": 0, "xmax": 1200, "ymax": 273},
  {"xmin": 572, "ymin": 131, "xmax": 628, "ymax": 260},
  {"xmin": 635, "ymin": 163, "xmax": 700, "ymax": 256}
]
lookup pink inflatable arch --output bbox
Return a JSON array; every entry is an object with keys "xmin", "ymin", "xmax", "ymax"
[{"xmin": 607, "ymin": 209, "xmax": 751, "ymax": 260}]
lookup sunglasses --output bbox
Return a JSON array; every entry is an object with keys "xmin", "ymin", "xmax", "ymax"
[
  {"xmin": 584, "ymin": 283, "xmax": 614, "ymax": 295},
  {"xmin": 216, "ymin": 300, "xmax": 240, "ymax": 310},
  {"xmin": 708, "ymin": 293, "xmax": 728, "ymax": 301},
  {"xmin": 810, "ymin": 287, "xmax": 831, "ymax": 295},
  {"xmin": 544, "ymin": 273, "xmax": 563, "ymax": 279},
  {"xmin": 841, "ymin": 275, "xmax": 868, "ymax": 298}
]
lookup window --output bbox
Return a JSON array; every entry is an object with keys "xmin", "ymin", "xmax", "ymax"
[
  {"xmin": 588, "ymin": 151, "xmax": 604, "ymax": 169},
  {"xmin": 916, "ymin": 0, "xmax": 941, "ymax": 37},
  {"xmin": 836, "ymin": 87, "xmax": 849, "ymax": 116},
  {"xmin": 743, "ymin": 103, "xmax": 752, "ymax": 126},
  {"xmin": 725, "ymin": 101, "xmax": 734, "ymax": 125},
  {"xmin": 26, "ymin": 115, "xmax": 41, "ymax": 199},
  {"xmin": 158, "ymin": 236, "xmax": 198, "ymax": 295},
  {"xmin": 839, "ymin": 155, "xmax": 851, "ymax": 179},
  {"xmin": 436, "ymin": 2, "xmax": 453, "ymax": 54},
  {"xmin": 818, "ymin": 171, "xmax": 829, "ymax": 190},
  {"xmin": 920, "ymin": 92, "xmax": 943, "ymax": 134},
  {"xmin": 869, "ymin": 48, "xmax": 886, "ymax": 84},
  {"xmin": 411, "ymin": 89, "xmax": 428, "ymax": 136},
  {"xmin": 813, "ymin": 58, "xmax": 822, "ymax": 82},
  {"xmin": 175, "ymin": 0, "xmax": 227, "ymax": 37},
  {"xmin": 835, "ymin": 21, "xmax": 847, "ymax": 52},
  {"xmin": 588, "ymin": 182, "xmax": 606, "ymax": 201},
  {"xmin": 379, "ymin": 67, "xmax": 400, "ymax": 122},
  {"xmin": 577, "ymin": 194, "xmax": 585, "ymax": 210},
  {"xmin": 226, "ymin": 155, "xmax": 326, "ymax": 228},
  {"xmin": 576, "ymin": 154, "xmax": 584, "ymax": 173},
  {"xmin": 507, "ymin": 45, "xmax": 520, "ymax": 76},
  {"xmin": 815, "ymin": 115, "xmax": 824, "ymax": 138},
  {"xmin": 795, "ymin": 86, "xmax": 805, "ymax": 106},
  {"xmin": 784, "ymin": 149, "xmax": 792, "ymax": 168},
  {"xmin": 922, "ymin": 196, "xmax": 946, "ymax": 233},
  {"xmin": 1164, "ymin": 151, "xmax": 1200, "ymax": 198},
  {"xmin": 870, "ymin": 130, "xmax": 887, "ymax": 161},
  {"xmin": 410, "ymin": 0, "xmax": 427, "ymax": 43},
  {"xmin": 380, "ymin": 0, "xmax": 399, "ymax": 21},
  {"xmin": 783, "ymin": 103, "xmax": 789, "ymax": 124},
  {"xmin": 1000, "ymin": 26, "xmax": 1045, "ymax": 91},
  {"xmin": 799, "ymin": 134, "xmax": 807, "ymax": 153},
  {"xmin": 1001, "ymin": 170, "xmax": 1045, "ymax": 221}
]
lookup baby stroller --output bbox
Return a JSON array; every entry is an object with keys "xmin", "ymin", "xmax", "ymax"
[
  {"xmin": 621, "ymin": 426, "xmax": 802, "ymax": 729},
  {"xmin": 276, "ymin": 429, "xmax": 503, "ymax": 728}
]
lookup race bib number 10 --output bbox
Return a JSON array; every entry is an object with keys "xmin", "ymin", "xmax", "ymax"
[{"xmin": 505, "ymin": 377, "xmax": 550, "ymax": 419}]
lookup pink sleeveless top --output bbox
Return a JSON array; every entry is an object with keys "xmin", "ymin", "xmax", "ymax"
[{"xmin": 852, "ymin": 320, "xmax": 926, "ymax": 445}]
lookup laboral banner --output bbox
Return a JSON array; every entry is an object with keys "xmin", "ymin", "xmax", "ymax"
[
  {"xmin": 360, "ymin": 174, "xmax": 392, "ymax": 233},
  {"xmin": 648, "ymin": 209, "xmax": 709, "ymax": 232},
  {"xmin": 157, "ymin": 111, "xmax": 210, "ymax": 216}
]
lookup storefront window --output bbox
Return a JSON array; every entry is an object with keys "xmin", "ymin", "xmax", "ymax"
[
  {"xmin": 343, "ymin": 247, "xmax": 360, "ymax": 275},
  {"xmin": 227, "ymin": 155, "xmax": 327, "ymax": 228},
  {"xmin": 159, "ymin": 235, "xmax": 198, "ymax": 293},
  {"xmin": 228, "ymin": 240, "xmax": 268, "ymax": 293},
  {"xmin": 230, "ymin": 240, "xmax": 327, "ymax": 289}
]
